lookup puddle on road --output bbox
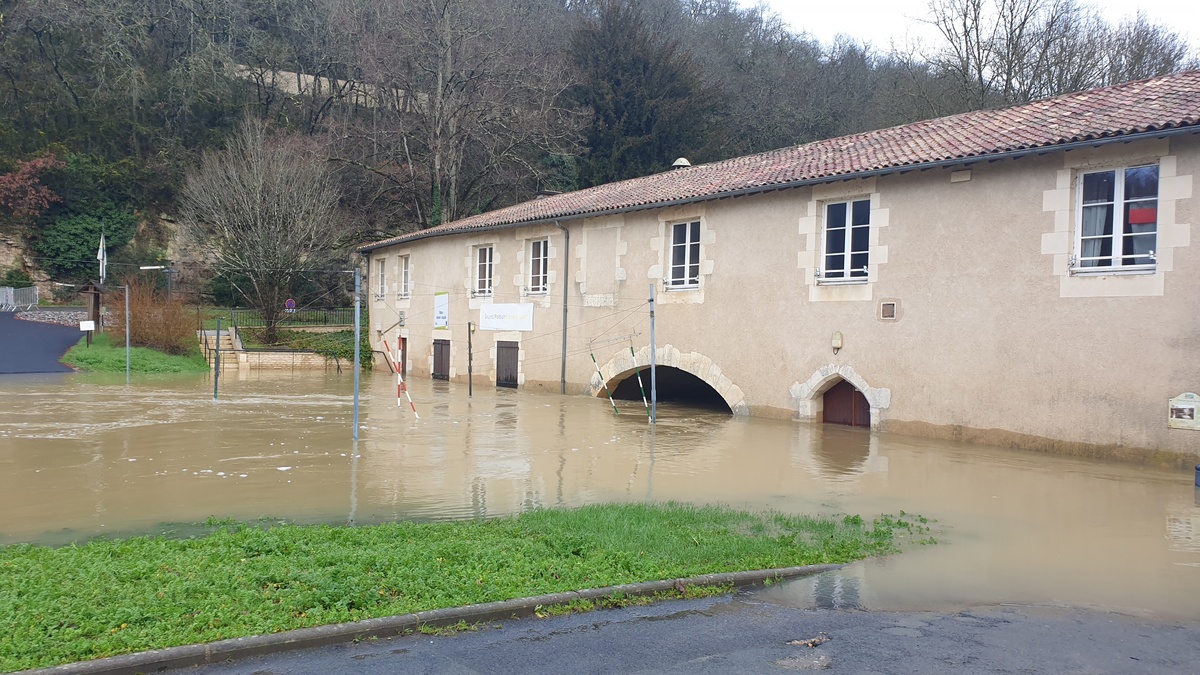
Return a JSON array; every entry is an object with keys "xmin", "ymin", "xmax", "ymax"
[{"xmin": 1, "ymin": 370, "xmax": 1198, "ymax": 619}]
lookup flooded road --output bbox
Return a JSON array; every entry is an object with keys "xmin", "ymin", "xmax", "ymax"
[{"xmin": 1, "ymin": 371, "xmax": 1198, "ymax": 620}]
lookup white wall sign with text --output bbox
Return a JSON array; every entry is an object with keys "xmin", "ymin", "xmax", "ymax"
[
  {"xmin": 433, "ymin": 292, "xmax": 449, "ymax": 329},
  {"xmin": 479, "ymin": 303, "xmax": 534, "ymax": 332}
]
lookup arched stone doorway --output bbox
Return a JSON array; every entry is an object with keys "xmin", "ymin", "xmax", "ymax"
[
  {"xmin": 589, "ymin": 345, "xmax": 749, "ymax": 415},
  {"xmin": 822, "ymin": 379, "xmax": 870, "ymax": 427},
  {"xmin": 609, "ymin": 365, "xmax": 730, "ymax": 411},
  {"xmin": 790, "ymin": 364, "xmax": 891, "ymax": 430}
]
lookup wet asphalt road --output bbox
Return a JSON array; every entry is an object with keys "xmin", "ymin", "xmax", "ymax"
[
  {"xmin": 190, "ymin": 593, "xmax": 1200, "ymax": 674},
  {"xmin": 0, "ymin": 312, "xmax": 80, "ymax": 373}
]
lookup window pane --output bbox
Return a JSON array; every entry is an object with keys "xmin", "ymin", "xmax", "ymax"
[
  {"xmin": 1080, "ymin": 236, "xmax": 1112, "ymax": 266},
  {"xmin": 673, "ymin": 223, "xmax": 687, "ymax": 246},
  {"xmin": 851, "ymin": 225, "xmax": 869, "ymax": 254},
  {"xmin": 851, "ymin": 199, "xmax": 870, "ymax": 226},
  {"xmin": 826, "ymin": 227, "xmax": 846, "ymax": 254},
  {"xmin": 1124, "ymin": 201, "xmax": 1157, "ymax": 233},
  {"xmin": 849, "ymin": 252, "xmax": 869, "ymax": 276},
  {"xmin": 826, "ymin": 202, "xmax": 846, "ymax": 228},
  {"xmin": 1122, "ymin": 233, "xmax": 1156, "ymax": 264},
  {"xmin": 688, "ymin": 262, "xmax": 699, "ymax": 282},
  {"xmin": 672, "ymin": 241, "xmax": 686, "ymax": 268},
  {"xmin": 689, "ymin": 221, "xmax": 700, "ymax": 243},
  {"xmin": 1081, "ymin": 205, "xmax": 1112, "ymax": 237},
  {"xmin": 1124, "ymin": 166, "xmax": 1158, "ymax": 200},
  {"xmin": 1082, "ymin": 171, "xmax": 1114, "ymax": 204},
  {"xmin": 825, "ymin": 253, "xmax": 844, "ymax": 273}
]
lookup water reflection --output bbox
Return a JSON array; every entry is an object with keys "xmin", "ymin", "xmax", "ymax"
[
  {"xmin": 1, "ymin": 371, "xmax": 1198, "ymax": 619},
  {"xmin": 790, "ymin": 425, "xmax": 888, "ymax": 483}
]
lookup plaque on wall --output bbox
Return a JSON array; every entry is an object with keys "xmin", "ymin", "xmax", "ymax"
[{"xmin": 1168, "ymin": 393, "xmax": 1199, "ymax": 430}]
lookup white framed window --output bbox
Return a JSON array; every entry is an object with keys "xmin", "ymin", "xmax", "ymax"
[
  {"xmin": 819, "ymin": 199, "xmax": 870, "ymax": 283},
  {"xmin": 529, "ymin": 239, "xmax": 549, "ymax": 294},
  {"xmin": 474, "ymin": 245, "xmax": 494, "ymax": 296},
  {"xmin": 375, "ymin": 257, "xmax": 387, "ymax": 299},
  {"xmin": 398, "ymin": 255, "xmax": 411, "ymax": 298},
  {"xmin": 668, "ymin": 220, "xmax": 700, "ymax": 288},
  {"xmin": 1074, "ymin": 165, "xmax": 1159, "ymax": 272}
]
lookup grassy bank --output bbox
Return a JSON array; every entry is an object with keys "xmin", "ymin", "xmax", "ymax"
[
  {"xmin": 0, "ymin": 503, "xmax": 926, "ymax": 671},
  {"xmin": 61, "ymin": 333, "xmax": 209, "ymax": 373}
]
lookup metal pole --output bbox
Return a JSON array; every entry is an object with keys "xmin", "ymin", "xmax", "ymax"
[
  {"xmin": 213, "ymin": 318, "xmax": 221, "ymax": 400},
  {"xmin": 467, "ymin": 321, "xmax": 473, "ymax": 397},
  {"xmin": 630, "ymin": 343, "xmax": 649, "ymax": 423},
  {"xmin": 555, "ymin": 221, "xmax": 569, "ymax": 394},
  {"xmin": 348, "ymin": 440, "xmax": 359, "ymax": 526},
  {"xmin": 648, "ymin": 284, "xmax": 656, "ymax": 424},
  {"xmin": 353, "ymin": 269, "xmax": 361, "ymax": 441},
  {"xmin": 124, "ymin": 285, "xmax": 130, "ymax": 385}
]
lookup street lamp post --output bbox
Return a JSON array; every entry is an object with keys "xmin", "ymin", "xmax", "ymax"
[{"xmin": 138, "ymin": 264, "xmax": 175, "ymax": 299}]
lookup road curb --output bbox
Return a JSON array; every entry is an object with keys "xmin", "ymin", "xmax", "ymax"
[{"xmin": 22, "ymin": 564, "xmax": 842, "ymax": 675}]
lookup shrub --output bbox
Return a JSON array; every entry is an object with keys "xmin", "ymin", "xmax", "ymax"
[
  {"xmin": 110, "ymin": 273, "xmax": 196, "ymax": 355},
  {"xmin": 1, "ymin": 266, "xmax": 32, "ymax": 287}
]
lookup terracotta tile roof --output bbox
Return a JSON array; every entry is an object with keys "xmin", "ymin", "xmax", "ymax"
[{"xmin": 361, "ymin": 70, "xmax": 1200, "ymax": 251}]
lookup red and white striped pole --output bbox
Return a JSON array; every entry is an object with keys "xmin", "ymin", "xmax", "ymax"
[{"xmin": 387, "ymin": 331, "xmax": 419, "ymax": 418}]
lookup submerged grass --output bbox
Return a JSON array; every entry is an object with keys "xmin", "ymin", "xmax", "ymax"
[
  {"xmin": 0, "ymin": 503, "xmax": 923, "ymax": 671},
  {"xmin": 61, "ymin": 333, "xmax": 209, "ymax": 374}
]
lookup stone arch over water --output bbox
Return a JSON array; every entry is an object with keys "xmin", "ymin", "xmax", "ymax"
[
  {"xmin": 588, "ymin": 344, "xmax": 749, "ymax": 415},
  {"xmin": 790, "ymin": 363, "xmax": 891, "ymax": 430}
]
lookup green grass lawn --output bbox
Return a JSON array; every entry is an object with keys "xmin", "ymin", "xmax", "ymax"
[
  {"xmin": 61, "ymin": 333, "xmax": 209, "ymax": 373},
  {"xmin": 0, "ymin": 503, "xmax": 928, "ymax": 671}
]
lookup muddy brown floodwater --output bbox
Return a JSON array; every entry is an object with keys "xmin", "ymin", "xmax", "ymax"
[{"xmin": 1, "ymin": 370, "xmax": 1198, "ymax": 620}]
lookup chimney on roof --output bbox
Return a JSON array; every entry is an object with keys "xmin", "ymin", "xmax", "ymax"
[
  {"xmin": 535, "ymin": 190, "xmax": 561, "ymax": 199},
  {"xmin": 671, "ymin": 158, "xmax": 691, "ymax": 169}
]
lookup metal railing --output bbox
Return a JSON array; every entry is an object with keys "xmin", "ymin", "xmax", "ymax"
[
  {"xmin": 0, "ymin": 285, "xmax": 38, "ymax": 311},
  {"xmin": 202, "ymin": 307, "xmax": 355, "ymax": 329}
]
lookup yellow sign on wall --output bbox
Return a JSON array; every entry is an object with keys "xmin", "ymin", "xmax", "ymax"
[{"xmin": 1168, "ymin": 392, "xmax": 1199, "ymax": 430}]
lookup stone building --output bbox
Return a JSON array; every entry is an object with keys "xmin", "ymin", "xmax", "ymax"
[{"xmin": 359, "ymin": 71, "xmax": 1200, "ymax": 462}]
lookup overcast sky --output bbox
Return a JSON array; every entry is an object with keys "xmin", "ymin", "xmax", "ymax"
[{"xmin": 755, "ymin": 0, "xmax": 1194, "ymax": 51}]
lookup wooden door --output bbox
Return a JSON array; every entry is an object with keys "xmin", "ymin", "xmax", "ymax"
[
  {"xmin": 496, "ymin": 341, "xmax": 519, "ymax": 388},
  {"xmin": 433, "ymin": 339, "xmax": 450, "ymax": 380},
  {"xmin": 822, "ymin": 380, "xmax": 870, "ymax": 427}
]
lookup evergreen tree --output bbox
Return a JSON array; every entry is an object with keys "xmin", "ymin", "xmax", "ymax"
[{"xmin": 570, "ymin": 0, "xmax": 720, "ymax": 187}]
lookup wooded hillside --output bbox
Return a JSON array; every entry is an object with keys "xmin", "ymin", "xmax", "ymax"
[{"xmin": 0, "ymin": 0, "xmax": 1194, "ymax": 295}]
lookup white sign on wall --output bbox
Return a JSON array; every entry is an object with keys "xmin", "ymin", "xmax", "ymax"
[
  {"xmin": 1168, "ymin": 392, "xmax": 1199, "ymax": 431},
  {"xmin": 433, "ymin": 292, "xmax": 449, "ymax": 329},
  {"xmin": 479, "ymin": 303, "xmax": 534, "ymax": 332},
  {"xmin": 79, "ymin": 320, "xmax": 95, "ymax": 331}
]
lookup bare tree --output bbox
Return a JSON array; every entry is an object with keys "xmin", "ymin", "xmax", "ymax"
[
  {"xmin": 921, "ymin": 0, "xmax": 1196, "ymax": 111},
  {"xmin": 1107, "ymin": 13, "xmax": 1195, "ymax": 85},
  {"xmin": 180, "ymin": 117, "xmax": 345, "ymax": 341},
  {"xmin": 333, "ymin": 0, "xmax": 581, "ymax": 230}
]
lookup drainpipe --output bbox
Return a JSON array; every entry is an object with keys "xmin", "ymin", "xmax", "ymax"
[{"xmin": 553, "ymin": 220, "xmax": 569, "ymax": 394}]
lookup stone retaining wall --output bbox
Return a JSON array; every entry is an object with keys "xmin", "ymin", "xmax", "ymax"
[{"xmin": 236, "ymin": 350, "xmax": 340, "ymax": 370}]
